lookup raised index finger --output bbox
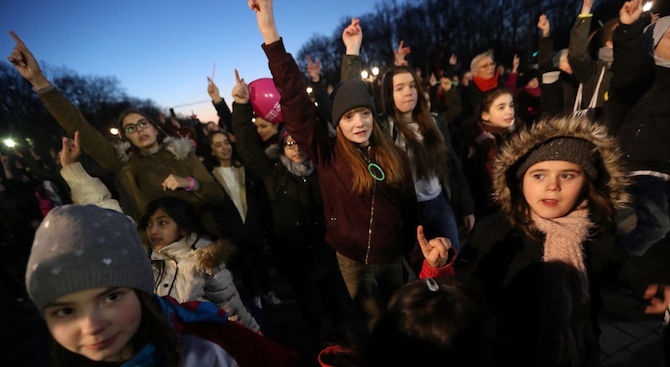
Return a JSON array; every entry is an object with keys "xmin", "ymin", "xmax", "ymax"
[
  {"xmin": 417, "ymin": 225, "xmax": 430, "ymax": 250},
  {"xmin": 234, "ymin": 69, "xmax": 241, "ymax": 84},
  {"xmin": 9, "ymin": 31, "xmax": 27, "ymax": 48}
]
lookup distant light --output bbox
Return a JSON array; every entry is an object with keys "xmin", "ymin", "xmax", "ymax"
[
  {"xmin": 361, "ymin": 70, "xmax": 369, "ymax": 79},
  {"xmin": 3, "ymin": 138, "xmax": 16, "ymax": 148},
  {"xmin": 532, "ymin": 51, "xmax": 539, "ymax": 57},
  {"xmin": 306, "ymin": 86, "xmax": 314, "ymax": 94},
  {"xmin": 110, "ymin": 128, "xmax": 119, "ymax": 136},
  {"xmin": 371, "ymin": 66, "xmax": 380, "ymax": 76},
  {"xmin": 643, "ymin": 1, "xmax": 653, "ymax": 11}
]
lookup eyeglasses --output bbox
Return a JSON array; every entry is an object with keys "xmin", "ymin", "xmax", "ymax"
[
  {"xmin": 123, "ymin": 120, "xmax": 151, "ymax": 135},
  {"xmin": 283, "ymin": 140, "xmax": 299, "ymax": 150}
]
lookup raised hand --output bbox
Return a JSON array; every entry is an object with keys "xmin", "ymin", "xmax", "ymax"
[
  {"xmin": 449, "ymin": 53, "xmax": 458, "ymax": 66},
  {"xmin": 429, "ymin": 73, "xmax": 437, "ymax": 87},
  {"xmin": 7, "ymin": 31, "xmax": 50, "ymax": 89},
  {"xmin": 207, "ymin": 76, "xmax": 222, "ymax": 103},
  {"xmin": 619, "ymin": 0, "xmax": 643, "ymax": 25},
  {"xmin": 394, "ymin": 40, "xmax": 411, "ymax": 66},
  {"xmin": 417, "ymin": 225, "xmax": 452, "ymax": 268},
  {"xmin": 342, "ymin": 18, "xmax": 362, "ymax": 55},
  {"xmin": 581, "ymin": 0, "xmax": 595, "ymax": 15},
  {"xmin": 248, "ymin": 0, "xmax": 279, "ymax": 44},
  {"xmin": 537, "ymin": 14, "xmax": 551, "ymax": 38},
  {"xmin": 306, "ymin": 55, "xmax": 321, "ymax": 82},
  {"xmin": 59, "ymin": 131, "xmax": 81, "ymax": 167},
  {"xmin": 231, "ymin": 69, "xmax": 249, "ymax": 104},
  {"xmin": 512, "ymin": 54, "xmax": 520, "ymax": 73}
]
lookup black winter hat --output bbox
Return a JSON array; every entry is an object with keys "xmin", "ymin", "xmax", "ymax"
[
  {"xmin": 330, "ymin": 79, "xmax": 376, "ymax": 125},
  {"xmin": 515, "ymin": 137, "xmax": 597, "ymax": 179}
]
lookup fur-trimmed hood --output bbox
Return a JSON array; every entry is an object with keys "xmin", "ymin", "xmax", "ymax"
[
  {"xmin": 493, "ymin": 116, "xmax": 630, "ymax": 219},
  {"xmin": 113, "ymin": 136, "xmax": 194, "ymax": 163},
  {"xmin": 151, "ymin": 234, "xmax": 236, "ymax": 274}
]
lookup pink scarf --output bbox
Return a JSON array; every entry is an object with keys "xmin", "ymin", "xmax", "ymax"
[{"xmin": 531, "ymin": 201, "xmax": 592, "ymax": 297}]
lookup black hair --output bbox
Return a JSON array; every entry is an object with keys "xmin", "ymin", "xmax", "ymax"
[
  {"xmin": 205, "ymin": 130, "xmax": 243, "ymax": 169},
  {"xmin": 361, "ymin": 275, "xmax": 494, "ymax": 367},
  {"xmin": 140, "ymin": 196, "xmax": 206, "ymax": 238}
]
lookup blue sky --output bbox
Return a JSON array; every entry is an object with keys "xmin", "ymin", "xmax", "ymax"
[{"xmin": 1, "ymin": 0, "xmax": 382, "ymax": 123}]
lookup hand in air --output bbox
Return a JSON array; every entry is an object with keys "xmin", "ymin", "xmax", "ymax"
[{"xmin": 417, "ymin": 225, "xmax": 452, "ymax": 268}]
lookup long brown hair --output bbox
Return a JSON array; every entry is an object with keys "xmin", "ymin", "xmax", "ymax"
[
  {"xmin": 49, "ymin": 290, "xmax": 181, "ymax": 367},
  {"xmin": 380, "ymin": 66, "xmax": 448, "ymax": 180},
  {"xmin": 335, "ymin": 118, "xmax": 408, "ymax": 195}
]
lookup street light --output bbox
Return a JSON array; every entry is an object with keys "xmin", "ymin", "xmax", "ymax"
[
  {"xmin": 3, "ymin": 138, "xmax": 16, "ymax": 148},
  {"xmin": 109, "ymin": 128, "xmax": 119, "ymax": 136}
]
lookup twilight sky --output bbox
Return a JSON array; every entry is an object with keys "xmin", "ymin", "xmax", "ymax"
[{"xmin": 1, "ymin": 0, "xmax": 383, "ymax": 123}]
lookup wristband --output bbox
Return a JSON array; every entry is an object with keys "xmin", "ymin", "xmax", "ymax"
[{"xmin": 185, "ymin": 176, "xmax": 195, "ymax": 191}]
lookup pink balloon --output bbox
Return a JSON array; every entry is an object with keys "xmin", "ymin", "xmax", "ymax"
[{"xmin": 248, "ymin": 78, "xmax": 283, "ymax": 124}]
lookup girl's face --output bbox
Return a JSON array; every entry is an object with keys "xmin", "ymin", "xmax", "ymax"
[
  {"xmin": 522, "ymin": 160, "xmax": 586, "ymax": 219},
  {"xmin": 210, "ymin": 133, "xmax": 232, "ymax": 164},
  {"xmin": 44, "ymin": 287, "xmax": 142, "ymax": 363},
  {"xmin": 283, "ymin": 135, "xmax": 306, "ymax": 164},
  {"xmin": 481, "ymin": 93, "xmax": 515, "ymax": 128},
  {"xmin": 121, "ymin": 113, "xmax": 159, "ymax": 151},
  {"xmin": 392, "ymin": 72, "xmax": 418, "ymax": 115},
  {"xmin": 254, "ymin": 117, "xmax": 278, "ymax": 142},
  {"xmin": 145, "ymin": 208, "xmax": 183, "ymax": 251},
  {"xmin": 338, "ymin": 107, "xmax": 374, "ymax": 146}
]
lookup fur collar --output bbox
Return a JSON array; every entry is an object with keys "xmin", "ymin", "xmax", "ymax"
[
  {"xmin": 113, "ymin": 137, "xmax": 194, "ymax": 163},
  {"xmin": 151, "ymin": 233, "xmax": 235, "ymax": 274},
  {"xmin": 492, "ymin": 116, "xmax": 630, "ymax": 219}
]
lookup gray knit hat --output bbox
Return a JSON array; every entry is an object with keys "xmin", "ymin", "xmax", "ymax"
[
  {"xmin": 330, "ymin": 79, "xmax": 376, "ymax": 125},
  {"xmin": 26, "ymin": 205, "xmax": 154, "ymax": 314},
  {"xmin": 515, "ymin": 137, "xmax": 597, "ymax": 179}
]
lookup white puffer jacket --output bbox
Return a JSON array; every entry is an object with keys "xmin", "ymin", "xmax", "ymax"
[{"xmin": 151, "ymin": 234, "xmax": 260, "ymax": 332}]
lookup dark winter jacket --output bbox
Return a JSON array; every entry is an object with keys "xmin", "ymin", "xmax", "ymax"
[
  {"xmin": 606, "ymin": 18, "xmax": 670, "ymax": 175},
  {"xmin": 264, "ymin": 39, "xmax": 419, "ymax": 267},
  {"xmin": 459, "ymin": 116, "xmax": 631, "ymax": 367}
]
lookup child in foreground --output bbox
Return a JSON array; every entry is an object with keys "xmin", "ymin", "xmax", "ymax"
[
  {"xmin": 453, "ymin": 116, "xmax": 630, "ymax": 366},
  {"xmin": 25, "ymin": 204, "xmax": 296, "ymax": 366}
]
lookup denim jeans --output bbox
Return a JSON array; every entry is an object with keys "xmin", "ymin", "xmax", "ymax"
[
  {"xmin": 619, "ymin": 175, "xmax": 670, "ymax": 256},
  {"xmin": 335, "ymin": 252, "xmax": 404, "ymax": 331},
  {"xmin": 417, "ymin": 194, "xmax": 461, "ymax": 252}
]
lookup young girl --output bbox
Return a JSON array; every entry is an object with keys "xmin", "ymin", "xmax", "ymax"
[
  {"xmin": 26, "ymin": 205, "xmax": 242, "ymax": 366},
  {"xmin": 8, "ymin": 32, "xmax": 226, "ymax": 223},
  {"xmin": 444, "ymin": 116, "xmax": 629, "ymax": 366},
  {"xmin": 248, "ymin": 0, "xmax": 425, "ymax": 333},
  {"xmin": 464, "ymin": 87, "xmax": 517, "ymax": 217},
  {"xmin": 206, "ymin": 129, "xmax": 282, "ymax": 310},
  {"xmin": 340, "ymin": 21, "xmax": 475, "ymax": 251},
  {"xmin": 140, "ymin": 196, "xmax": 261, "ymax": 332}
]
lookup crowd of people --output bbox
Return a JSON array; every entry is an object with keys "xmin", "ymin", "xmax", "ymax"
[{"xmin": 2, "ymin": 0, "xmax": 670, "ymax": 365}]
